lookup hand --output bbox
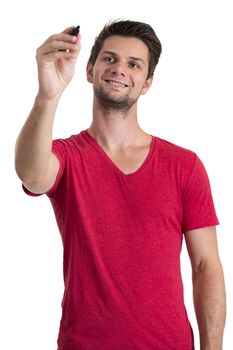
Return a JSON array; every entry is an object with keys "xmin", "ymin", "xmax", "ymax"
[{"xmin": 36, "ymin": 26, "xmax": 81, "ymax": 100}]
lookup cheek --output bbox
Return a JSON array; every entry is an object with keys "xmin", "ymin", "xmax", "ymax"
[
  {"xmin": 90, "ymin": 70, "xmax": 99, "ymax": 85},
  {"xmin": 92, "ymin": 66, "xmax": 104, "ymax": 82},
  {"xmin": 133, "ymin": 76, "xmax": 148, "ymax": 90}
]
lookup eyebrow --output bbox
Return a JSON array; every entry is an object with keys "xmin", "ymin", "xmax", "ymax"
[{"xmin": 101, "ymin": 51, "xmax": 146, "ymax": 65}]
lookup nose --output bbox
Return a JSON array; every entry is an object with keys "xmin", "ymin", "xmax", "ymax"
[{"xmin": 109, "ymin": 62, "xmax": 126, "ymax": 77}]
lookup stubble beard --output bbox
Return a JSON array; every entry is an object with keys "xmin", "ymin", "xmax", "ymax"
[{"xmin": 93, "ymin": 85, "xmax": 138, "ymax": 114}]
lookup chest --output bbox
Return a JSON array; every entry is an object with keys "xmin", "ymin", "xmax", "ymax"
[{"xmin": 103, "ymin": 145, "xmax": 151, "ymax": 175}]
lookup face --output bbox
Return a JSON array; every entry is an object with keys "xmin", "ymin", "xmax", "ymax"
[{"xmin": 86, "ymin": 35, "xmax": 153, "ymax": 112}]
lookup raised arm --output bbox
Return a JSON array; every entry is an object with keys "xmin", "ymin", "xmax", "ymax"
[
  {"xmin": 15, "ymin": 26, "xmax": 81, "ymax": 194},
  {"xmin": 184, "ymin": 226, "xmax": 226, "ymax": 350}
]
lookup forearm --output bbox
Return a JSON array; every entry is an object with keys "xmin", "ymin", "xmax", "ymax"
[
  {"xmin": 192, "ymin": 262, "xmax": 226, "ymax": 350},
  {"xmin": 15, "ymin": 94, "xmax": 60, "ymax": 182}
]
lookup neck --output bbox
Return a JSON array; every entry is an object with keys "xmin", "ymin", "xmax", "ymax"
[{"xmin": 87, "ymin": 98, "xmax": 151, "ymax": 151}]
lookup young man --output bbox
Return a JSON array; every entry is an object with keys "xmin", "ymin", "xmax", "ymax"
[{"xmin": 15, "ymin": 20, "xmax": 226, "ymax": 350}]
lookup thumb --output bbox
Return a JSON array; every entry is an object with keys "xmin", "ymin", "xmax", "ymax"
[{"xmin": 61, "ymin": 26, "xmax": 76, "ymax": 34}]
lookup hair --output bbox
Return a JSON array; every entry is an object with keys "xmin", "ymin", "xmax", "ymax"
[{"xmin": 88, "ymin": 19, "xmax": 162, "ymax": 79}]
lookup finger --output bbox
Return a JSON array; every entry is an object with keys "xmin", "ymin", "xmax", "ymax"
[
  {"xmin": 43, "ymin": 33, "xmax": 77, "ymax": 49},
  {"xmin": 41, "ymin": 39, "xmax": 78, "ymax": 55},
  {"xmin": 38, "ymin": 33, "xmax": 81, "ymax": 55},
  {"xmin": 38, "ymin": 49, "xmax": 78, "ymax": 63},
  {"xmin": 61, "ymin": 26, "xmax": 76, "ymax": 34},
  {"xmin": 43, "ymin": 26, "xmax": 76, "ymax": 44}
]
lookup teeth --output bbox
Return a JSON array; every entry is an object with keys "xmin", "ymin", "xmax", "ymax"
[{"xmin": 106, "ymin": 80, "xmax": 127, "ymax": 87}]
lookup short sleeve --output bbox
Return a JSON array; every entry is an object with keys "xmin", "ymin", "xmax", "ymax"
[
  {"xmin": 182, "ymin": 154, "xmax": 219, "ymax": 232},
  {"xmin": 22, "ymin": 138, "xmax": 68, "ymax": 197}
]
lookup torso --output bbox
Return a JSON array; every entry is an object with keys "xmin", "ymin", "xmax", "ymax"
[{"xmin": 102, "ymin": 136, "xmax": 152, "ymax": 175}]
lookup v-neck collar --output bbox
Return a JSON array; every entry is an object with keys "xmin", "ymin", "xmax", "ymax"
[{"xmin": 82, "ymin": 129, "xmax": 156, "ymax": 178}]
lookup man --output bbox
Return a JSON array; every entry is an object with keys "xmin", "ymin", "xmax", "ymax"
[{"xmin": 15, "ymin": 20, "xmax": 226, "ymax": 350}]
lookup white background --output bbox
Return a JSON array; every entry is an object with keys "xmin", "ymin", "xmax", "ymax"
[{"xmin": 0, "ymin": 0, "xmax": 232, "ymax": 349}]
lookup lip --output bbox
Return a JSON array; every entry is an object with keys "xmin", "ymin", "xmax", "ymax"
[{"xmin": 104, "ymin": 79, "xmax": 129, "ymax": 87}]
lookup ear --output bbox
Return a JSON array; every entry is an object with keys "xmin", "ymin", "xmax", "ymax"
[
  {"xmin": 86, "ymin": 63, "xmax": 94, "ymax": 83},
  {"xmin": 141, "ymin": 76, "xmax": 153, "ymax": 95}
]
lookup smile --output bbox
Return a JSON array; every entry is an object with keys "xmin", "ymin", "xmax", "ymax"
[{"xmin": 104, "ymin": 79, "xmax": 128, "ymax": 87}]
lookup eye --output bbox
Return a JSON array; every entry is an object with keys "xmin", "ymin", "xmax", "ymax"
[
  {"xmin": 129, "ymin": 61, "xmax": 140, "ymax": 69},
  {"xmin": 104, "ymin": 56, "xmax": 115, "ymax": 63}
]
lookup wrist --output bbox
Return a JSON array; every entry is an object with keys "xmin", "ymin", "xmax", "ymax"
[
  {"xmin": 35, "ymin": 93, "xmax": 60, "ymax": 109},
  {"xmin": 201, "ymin": 348, "xmax": 222, "ymax": 350},
  {"xmin": 200, "ymin": 339, "xmax": 223, "ymax": 350}
]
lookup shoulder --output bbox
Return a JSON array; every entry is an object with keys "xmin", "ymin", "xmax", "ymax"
[
  {"xmin": 154, "ymin": 136, "xmax": 197, "ymax": 165},
  {"xmin": 52, "ymin": 132, "xmax": 85, "ymax": 153},
  {"xmin": 52, "ymin": 133, "xmax": 81, "ymax": 146}
]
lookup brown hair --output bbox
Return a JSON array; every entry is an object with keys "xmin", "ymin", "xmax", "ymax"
[{"xmin": 88, "ymin": 19, "xmax": 162, "ymax": 79}]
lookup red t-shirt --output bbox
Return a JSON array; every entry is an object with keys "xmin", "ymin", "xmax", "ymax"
[{"xmin": 23, "ymin": 130, "xmax": 219, "ymax": 350}]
